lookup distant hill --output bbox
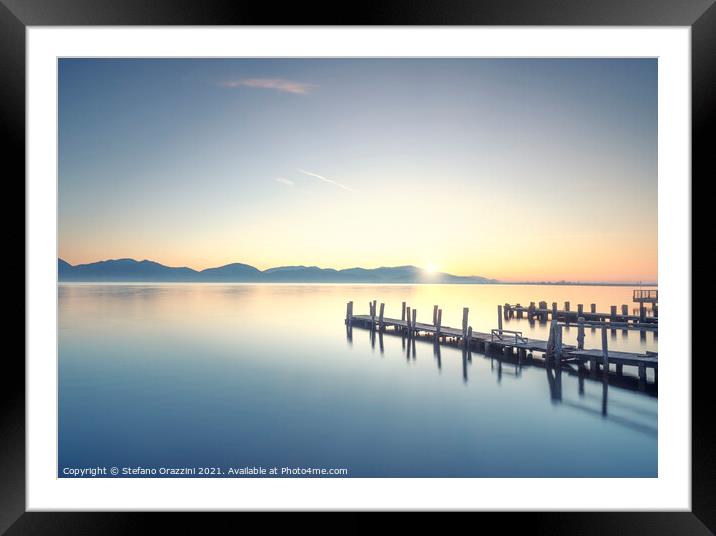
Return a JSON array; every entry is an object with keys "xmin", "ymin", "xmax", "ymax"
[
  {"xmin": 58, "ymin": 258, "xmax": 200, "ymax": 282},
  {"xmin": 57, "ymin": 258, "xmax": 497, "ymax": 284}
]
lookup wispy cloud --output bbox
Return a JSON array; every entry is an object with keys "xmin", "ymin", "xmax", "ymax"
[
  {"xmin": 222, "ymin": 78, "xmax": 315, "ymax": 95},
  {"xmin": 275, "ymin": 177, "xmax": 295, "ymax": 187},
  {"xmin": 298, "ymin": 169, "xmax": 354, "ymax": 192}
]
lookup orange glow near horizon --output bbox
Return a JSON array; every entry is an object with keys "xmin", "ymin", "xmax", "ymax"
[{"xmin": 59, "ymin": 200, "xmax": 658, "ymax": 283}]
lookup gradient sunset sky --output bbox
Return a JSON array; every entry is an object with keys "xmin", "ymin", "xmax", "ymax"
[{"xmin": 59, "ymin": 58, "xmax": 657, "ymax": 282}]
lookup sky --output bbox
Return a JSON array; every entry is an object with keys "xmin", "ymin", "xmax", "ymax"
[{"xmin": 58, "ymin": 58, "xmax": 657, "ymax": 282}]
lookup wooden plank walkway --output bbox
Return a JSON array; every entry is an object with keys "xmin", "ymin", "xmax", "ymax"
[
  {"xmin": 503, "ymin": 302, "xmax": 658, "ymax": 330},
  {"xmin": 346, "ymin": 300, "xmax": 657, "ymax": 384}
]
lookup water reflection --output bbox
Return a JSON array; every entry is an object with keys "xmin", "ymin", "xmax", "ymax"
[
  {"xmin": 61, "ymin": 283, "xmax": 657, "ymax": 477},
  {"xmin": 546, "ymin": 364, "xmax": 562, "ymax": 403},
  {"xmin": 348, "ymin": 322, "xmax": 657, "ymax": 438}
]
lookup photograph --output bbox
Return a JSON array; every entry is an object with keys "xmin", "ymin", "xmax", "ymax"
[{"xmin": 57, "ymin": 57, "xmax": 659, "ymax": 479}]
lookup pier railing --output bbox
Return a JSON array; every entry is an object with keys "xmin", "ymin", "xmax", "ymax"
[
  {"xmin": 633, "ymin": 289, "xmax": 658, "ymax": 302},
  {"xmin": 491, "ymin": 329, "xmax": 528, "ymax": 345}
]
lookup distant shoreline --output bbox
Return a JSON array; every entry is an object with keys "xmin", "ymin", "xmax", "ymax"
[
  {"xmin": 57, "ymin": 258, "xmax": 655, "ymax": 287},
  {"xmin": 58, "ymin": 281, "xmax": 657, "ymax": 288}
]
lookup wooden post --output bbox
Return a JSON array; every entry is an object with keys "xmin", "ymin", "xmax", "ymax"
[
  {"xmin": 555, "ymin": 323, "xmax": 563, "ymax": 363},
  {"xmin": 577, "ymin": 316, "xmax": 585, "ymax": 349},
  {"xmin": 378, "ymin": 303, "xmax": 385, "ymax": 330},
  {"xmin": 345, "ymin": 301, "xmax": 353, "ymax": 325},
  {"xmin": 411, "ymin": 308, "xmax": 417, "ymax": 337},
  {"xmin": 564, "ymin": 301, "xmax": 570, "ymax": 312},
  {"xmin": 546, "ymin": 319, "xmax": 556, "ymax": 360},
  {"xmin": 601, "ymin": 326, "xmax": 609, "ymax": 371},
  {"xmin": 497, "ymin": 305, "xmax": 503, "ymax": 332},
  {"xmin": 466, "ymin": 326, "xmax": 473, "ymax": 348},
  {"xmin": 516, "ymin": 303, "xmax": 523, "ymax": 319},
  {"xmin": 653, "ymin": 303, "xmax": 658, "ymax": 317},
  {"xmin": 590, "ymin": 303, "xmax": 597, "ymax": 314},
  {"xmin": 610, "ymin": 305, "xmax": 617, "ymax": 322},
  {"xmin": 401, "ymin": 301, "xmax": 406, "ymax": 322},
  {"xmin": 406, "ymin": 306, "xmax": 411, "ymax": 334},
  {"xmin": 433, "ymin": 305, "xmax": 438, "ymax": 326},
  {"xmin": 621, "ymin": 304, "xmax": 628, "ymax": 318},
  {"xmin": 436, "ymin": 309, "xmax": 442, "ymax": 336},
  {"xmin": 462, "ymin": 307, "xmax": 469, "ymax": 341},
  {"xmin": 552, "ymin": 302, "xmax": 558, "ymax": 318},
  {"xmin": 577, "ymin": 303, "xmax": 583, "ymax": 317},
  {"xmin": 639, "ymin": 302, "xmax": 646, "ymax": 322}
]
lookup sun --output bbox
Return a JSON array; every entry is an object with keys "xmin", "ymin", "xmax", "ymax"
[{"xmin": 425, "ymin": 263, "xmax": 439, "ymax": 275}]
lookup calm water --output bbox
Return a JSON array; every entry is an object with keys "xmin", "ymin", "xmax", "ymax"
[{"xmin": 59, "ymin": 284, "xmax": 657, "ymax": 477}]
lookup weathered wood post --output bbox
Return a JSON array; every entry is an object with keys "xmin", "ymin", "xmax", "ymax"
[
  {"xmin": 433, "ymin": 305, "xmax": 438, "ymax": 326},
  {"xmin": 577, "ymin": 303, "xmax": 584, "ymax": 317},
  {"xmin": 639, "ymin": 302, "xmax": 646, "ymax": 322},
  {"xmin": 546, "ymin": 319, "xmax": 556, "ymax": 361},
  {"xmin": 555, "ymin": 323, "xmax": 563, "ymax": 363},
  {"xmin": 601, "ymin": 326, "xmax": 609, "ymax": 371},
  {"xmin": 621, "ymin": 304, "xmax": 629, "ymax": 319},
  {"xmin": 577, "ymin": 316, "xmax": 585, "ymax": 349},
  {"xmin": 462, "ymin": 307, "xmax": 469, "ymax": 343},
  {"xmin": 590, "ymin": 303, "xmax": 597, "ymax": 314},
  {"xmin": 401, "ymin": 301, "xmax": 406, "ymax": 322},
  {"xmin": 539, "ymin": 301, "xmax": 547, "ymax": 321},
  {"xmin": 564, "ymin": 301, "xmax": 570, "ymax": 312},
  {"xmin": 466, "ymin": 326, "xmax": 473, "ymax": 349},
  {"xmin": 516, "ymin": 303, "xmax": 523, "ymax": 319},
  {"xmin": 497, "ymin": 305, "xmax": 503, "ymax": 332},
  {"xmin": 552, "ymin": 302, "xmax": 558, "ymax": 319},
  {"xmin": 411, "ymin": 308, "xmax": 417, "ymax": 338},
  {"xmin": 378, "ymin": 303, "xmax": 385, "ymax": 330},
  {"xmin": 528, "ymin": 302, "xmax": 536, "ymax": 319},
  {"xmin": 653, "ymin": 303, "xmax": 658, "ymax": 317},
  {"xmin": 406, "ymin": 306, "xmax": 411, "ymax": 335},
  {"xmin": 610, "ymin": 305, "xmax": 617, "ymax": 323},
  {"xmin": 345, "ymin": 301, "xmax": 353, "ymax": 325},
  {"xmin": 436, "ymin": 308, "xmax": 442, "ymax": 337}
]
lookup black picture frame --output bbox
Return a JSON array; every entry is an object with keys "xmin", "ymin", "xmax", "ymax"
[{"xmin": 4, "ymin": 0, "xmax": 708, "ymax": 531}]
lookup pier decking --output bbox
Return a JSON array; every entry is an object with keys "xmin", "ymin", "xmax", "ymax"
[
  {"xmin": 346, "ymin": 299, "xmax": 657, "ymax": 384},
  {"xmin": 502, "ymin": 301, "xmax": 658, "ymax": 327}
]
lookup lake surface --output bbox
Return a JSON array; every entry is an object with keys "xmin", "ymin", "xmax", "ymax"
[{"xmin": 58, "ymin": 283, "xmax": 657, "ymax": 477}]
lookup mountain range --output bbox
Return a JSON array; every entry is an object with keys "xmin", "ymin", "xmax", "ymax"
[{"xmin": 58, "ymin": 258, "xmax": 497, "ymax": 284}]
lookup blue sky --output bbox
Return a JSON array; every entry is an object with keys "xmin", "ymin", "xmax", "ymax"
[{"xmin": 59, "ymin": 58, "xmax": 657, "ymax": 281}]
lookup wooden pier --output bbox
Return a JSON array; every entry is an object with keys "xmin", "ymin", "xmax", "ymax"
[
  {"xmin": 502, "ymin": 299, "xmax": 657, "ymax": 329},
  {"xmin": 345, "ymin": 300, "xmax": 657, "ymax": 385}
]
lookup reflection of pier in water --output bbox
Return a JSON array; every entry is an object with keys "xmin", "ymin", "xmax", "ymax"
[{"xmin": 346, "ymin": 320, "xmax": 657, "ymax": 438}]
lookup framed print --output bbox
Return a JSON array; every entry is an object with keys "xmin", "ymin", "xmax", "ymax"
[{"xmin": 5, "ymin": 0, "xmax": 711, "ymax": 531}]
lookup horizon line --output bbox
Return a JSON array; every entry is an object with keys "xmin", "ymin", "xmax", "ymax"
[{"xmin": 57, "ymin": 256, "xmax": 658, "ymax": 286}]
